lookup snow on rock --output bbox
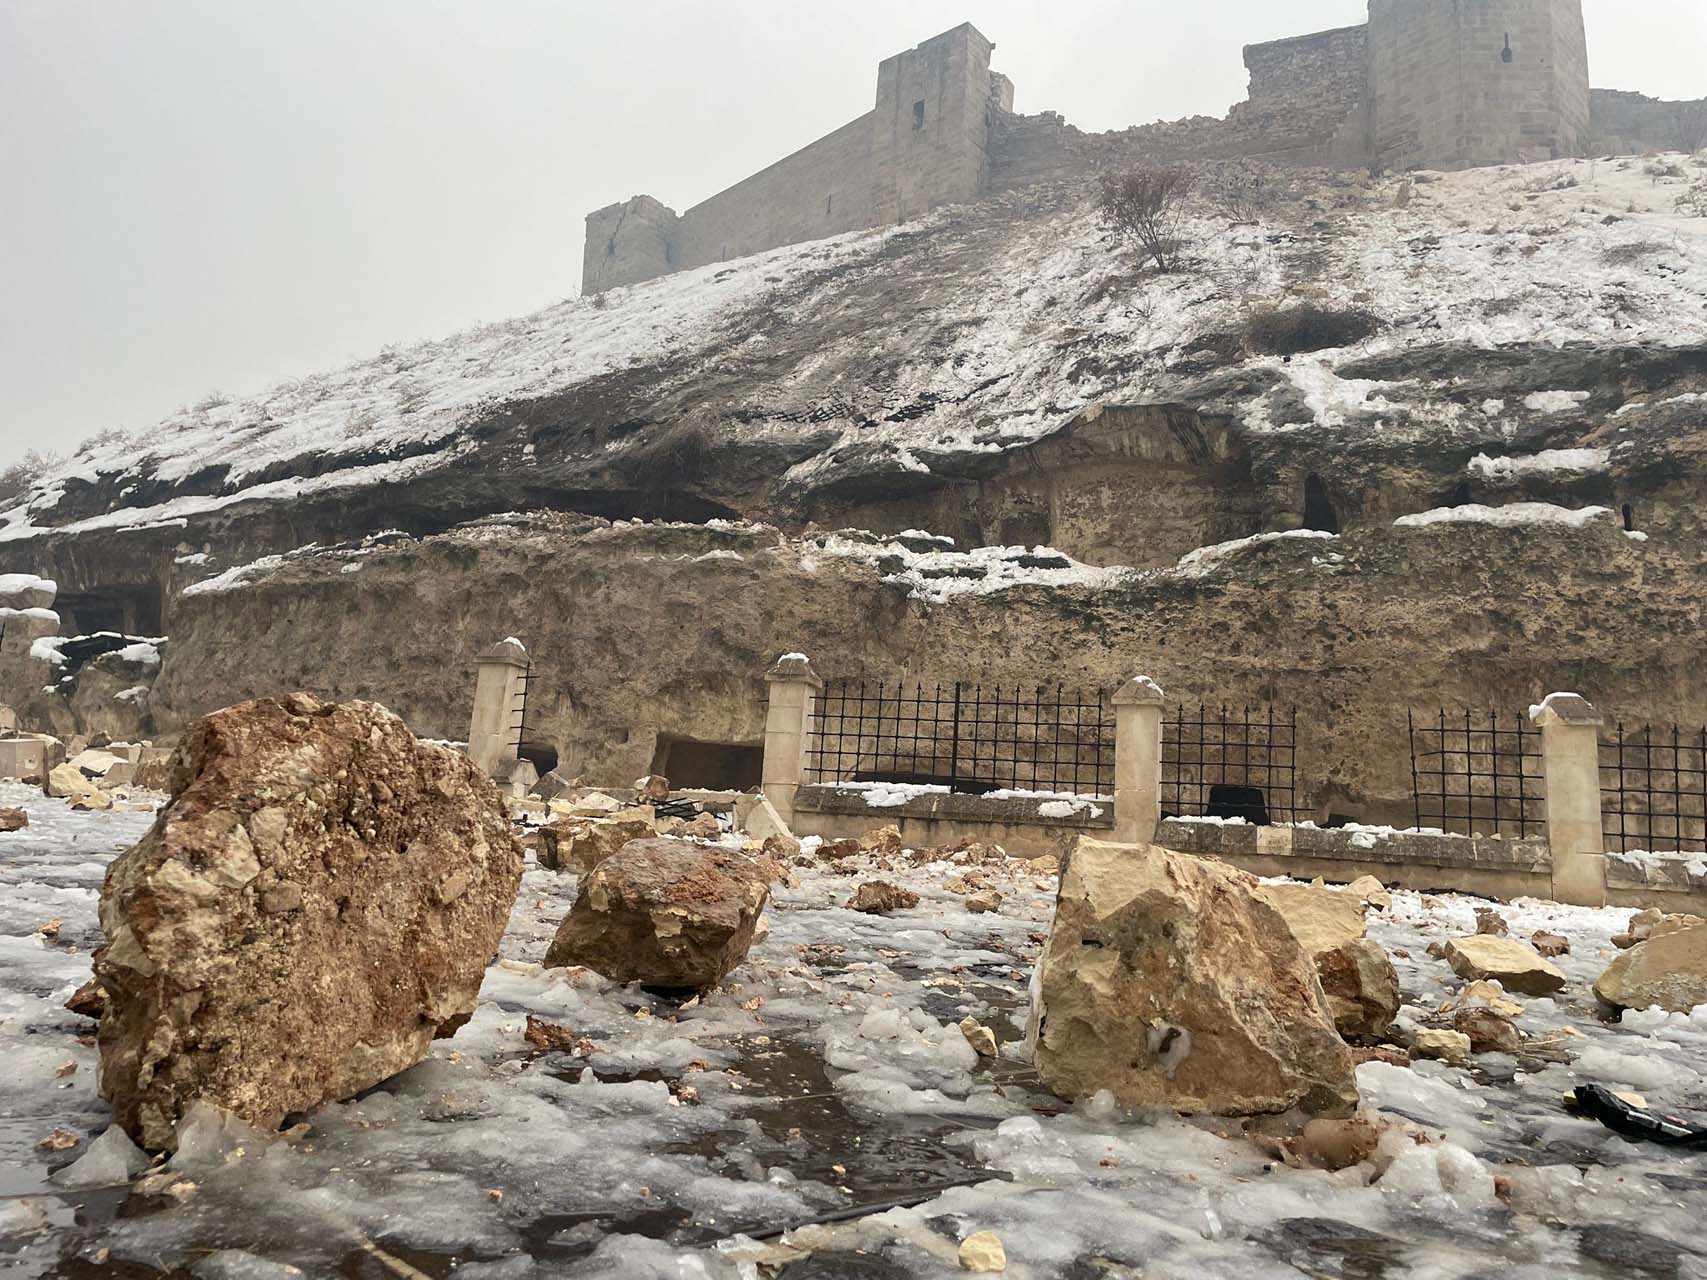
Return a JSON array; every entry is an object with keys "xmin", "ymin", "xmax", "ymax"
[
  {"xmin": 1522, "ymin": 390, "xmax": 1592, "ymax": 413},
  {"xmin": 814, "ymin": 534, "xmax": 1142, "ymax": 606},
  {"xmin": 1394, "ymin": 502, "xmax": 1613, "ymax": 530},
  {"xmin": 1173, "ymin": 529, "xmax": 1336, "ymax": 579},
  {"xmin": 1468, "ymin": 447, "xmax": 1611, "ymax": 480}
]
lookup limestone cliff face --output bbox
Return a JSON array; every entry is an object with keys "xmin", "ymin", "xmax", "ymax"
[{"xmin": 146, "ymin": 509, "xmax": 1686, "ymax": 826}]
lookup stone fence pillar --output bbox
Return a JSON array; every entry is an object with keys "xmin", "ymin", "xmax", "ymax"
[
  {"xmin": 1531, "ymin": 692, "xmax": 1607, "ymax": 908},
  {"xmin": 468, "ymin": 638, "xmax": 530, "ymax": 778},
  {"xmin": 1113, "ymin": 676, "xmax": 1166, "ymax": 845},
  {"xmin": 762, "ymin": 653, "xmax": 823, "ymax": 828}
]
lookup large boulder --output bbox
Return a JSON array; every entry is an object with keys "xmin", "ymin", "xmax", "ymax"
[
  {"xmin": 536, "ymin": 816, "xmax": 657, "ymax": 874},
  {"xmin": 92, "ymin": 693, "xmax": 522, "ymax": 1150},
  {"xmin": 1443, "ymin": 936, "xmax": 1566, "ymax": 996},
  {"xmin": 1594, "ymin": 924, "xmax": 1707, "ymax": 1012},
  {"xmin": 1029, "ymin": 839, "xmax": 1357, "ymax": 1117},
  {"xmin": 543, "ymin": 839, "xmax": 771, "ymax": 991}
]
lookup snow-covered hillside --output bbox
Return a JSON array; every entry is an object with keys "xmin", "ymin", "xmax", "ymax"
[{"xmin": 4, "ymin": 154, "xmax": 1706, "ymax": 544}]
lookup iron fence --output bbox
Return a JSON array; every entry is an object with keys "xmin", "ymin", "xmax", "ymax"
[
  {"xmin": 805, "ymin": 679, "xmax": 1113, "ymax": 797},
  {"xmin": 1407, "ymin": 709, "xmax": 1544, "ymax": 837},
  {"xmin": 1600, "ymin": 723, "xmax": 1707, "ymax": 855},
  {"xmin": 1161, "ymin": 705, "xmax": 1302, "ymax": 825}
]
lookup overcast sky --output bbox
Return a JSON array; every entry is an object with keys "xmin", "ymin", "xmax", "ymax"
[{"xmin": 2, "ymin": 2, "xmax": 1701, "ymax": 468}]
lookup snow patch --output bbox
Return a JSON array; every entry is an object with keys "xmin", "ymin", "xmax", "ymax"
[{"xmin": 1395, "ymin": 502, "xmax": 1612, "ymax": 530}]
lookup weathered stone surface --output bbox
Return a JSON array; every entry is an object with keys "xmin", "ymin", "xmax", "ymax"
[
  {"xmin": 1453, "ymin": 1006, "xmax": 1520, "ymax": 1054},
  {"xmin": 1594, "ymin": 924, "xmax": 1707, "ymax": 1012},
  {"xmin": 0, "ymin": 806, "xmax": 28, "ymax": 831},
  {"xmin": 1254, "ymin": 883, "xmax": 1367, "ymax": 956},
  {"xmin": 846, "ymin": 881, "xmax": 919, "ymax": 914},
  {"xmin": 536, "ymin": 816, "xmax": 656, "ymax": 875},
  {"xmin": 133, "ymin": 755, "xmax": 174, "ymax": 792},
  {"xmin": 1530, "ymin": 929, "xmax": 1570, "ymax": 958},
  {"xmin": 958, "ymin": 1231, "xmax": 1007, "ymax": 1274},
  {"xmin": 965, "ymin": 889, "xmax": 1003, "ymax": 914},
  {"xmin": 1030, "ymin": 839, "xmax": 1356, "ymax": 1117},
  {"xmin": 1411, "ymin": 1029, "xmax": 1471, "ymax": 1065},
  {"xmin": 635, "ymin": 774, "xmax": 670, "ymax": 804},
  {"xmin": 959, "ymin": 1016, "xmax": 997, "ymax": 1057},
  {"xmin": 69, "ymin": 788, "xmax": 113, "ymax": 812},
  {"xmin": 1443, "ymin": 979, "xmax": 1523, "ymax": 1019},
  {"xmin": 1474, "ymin": 908, "xmax": 1509, "ymax": 937},
  {"xmin": 1443, "ymin": 936, "xmax": 1566, "ymax": 996},
  {"xmin": 1345, "ymin": 875, "xmax": 1391, "ymax": 911},
  {"xmin": 543, "ymin": 839, "xmax": 770, "ymax": 990},
  {"xmin": 1316, "ymin": 938, "xmax": 1400, "ymax": 1038},
  {"xmin": 93, "ymin": 693, "xmax": 522, "ymax": 1150},
  {"xmin": 1611, "ymin": 908, "xmax": 1704, "ymax": 949}
]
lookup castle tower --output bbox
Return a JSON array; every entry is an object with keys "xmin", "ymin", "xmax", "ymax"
[
  {"xmin": 870, "ymin": 23, "xmax": 997, "ymax": 227},
  {"xmin": 1366, "ymin": 0, "xmax": 1589, "ymax": 171}
]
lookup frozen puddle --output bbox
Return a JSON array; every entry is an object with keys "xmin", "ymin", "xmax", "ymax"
[{"xmin": 3, "ymin": 784, "xmax": 1707, "ymax": 1277}]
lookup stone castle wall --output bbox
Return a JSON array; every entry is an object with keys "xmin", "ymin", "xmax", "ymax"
[
  {"xmin": 1590, "ymin": 88, "xmax": 1707, "ymax": 154},
  {"xmin": 1367, "ymin": 0, "xmax": 1590, "ymax": 171},
  {"xmin": 586, "ymin": 3, "xmax": 1646, "ymax": 294}
]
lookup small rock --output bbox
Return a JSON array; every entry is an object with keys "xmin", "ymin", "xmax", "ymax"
[
  {"xmin": 1453, "ymin": 1006, "xmax": 1520, "ymax": 1054},
  {"xmin": 1474, "ymin": 908, "xmax": 1509, "ymax": 937},
  {"xmin": 0, "ymin": 806, "xmax": 28, "ymax": 832},
  {"xmin": 1443, "ymin": 936, "xmax": 1566, "ymax": 996},
  {"xmin": 65, "ymin": 978, "xmax": 107, "ymax": 1019},
  {"xmin": 964, "ymin": 889, "xmax": 1003, "ymax": 914},
  {"xmin": 1316, "ymin": 938, "xmax": 1400, "ymax": 1038},
  {"xmin": 959, "ymin": 1016, "xmax": 998, "ymax": 1057},
  {"xmin": 1443, "ymin": 979, "xmax": 1523, "ymax": 1019},
  {"xmin": 1410, "ymin": 1030, "xmax": 1472, "ymax": 1066},
  {"xmin": 69, "ymin": 788, "xmax": 114, "ymax": 812},
  {"xmin": 860, "ymin": 826, "xmax": 906, "ymax": 857},
  {"xmin": 38, "ymin": 1128, "xmax": 80, "ymax": 1152},
  {"xmin": 1425, "ymin": 941, "xmax": 1447, "ymax": 960},
  {"xmin": 1530, "ymin": 929, "xmax": 1570, "ymax": 958},
  {"xmin": 537, "ymin": 816, "xmax": 656, "ymax": 875},
  {"xmin": 846, "ymin": 881, "xmax": 919, "ymax": 914},
  {"xmin": 635, "ymin": 774, "xmax": 670, "ymax": 804},
  {"xmin": 958, "ymin": 1231, "xmax": 1007, "ymax": 1273},
  {"xmin": 1612, "ymin": 908, "xmax": 1703, "ymax": 949},
  {"xmin": 524, "ymin": 1016, "xmax": 578, "ymax": 1052},
  {"xmin": 1031, "ymin": 855, "xmax": 1061, "ymax": 877}
]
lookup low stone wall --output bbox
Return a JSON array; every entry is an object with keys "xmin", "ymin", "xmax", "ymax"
[
  {"xmin": 791, "ymin": 784, "xmax": 1111, "ymax": 858},
  {"xmin": 1605, "ymin": 852, "xmax": 1707, "ymax": 912},
  {"xmin": 1157, "ymin": 819, "xmax": 1554, "ymax": 902}
]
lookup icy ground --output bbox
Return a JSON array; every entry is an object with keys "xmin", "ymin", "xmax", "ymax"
[{"xmin": 4, "ymin": 787, "xmax": 1707, "ymax": 1278}]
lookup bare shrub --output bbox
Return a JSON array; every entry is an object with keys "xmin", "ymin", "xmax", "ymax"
[
  {"xmin": 0, "ymin": 448, "xmax": 62, "ymax": 507},
  {"xmin": 1098, "ymin": 167, "xmax": 1194, "ymax": 274},
  {"xmin": 1242, "ymin": 304, "xmax": 1379, "ymax": 357},
  {"xmin": 1200, "ymin": 159, "xmax": 1272, "ymax": 221}
]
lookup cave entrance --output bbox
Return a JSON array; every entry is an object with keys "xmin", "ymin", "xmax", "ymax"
[
  {"xmin": 1623, "ymin": 503, "xmax": 1636, "ymax": 532},
  {"xmin": 1207, "ymin": 783, "xmax": 1270, "ymax": 825},
  {"xmin": 56, "ymin": 583, "xmax": 163, "ymax": 637},
  {"xmin": 1303, "ymin": 474, "xmax": 1340, "ymax": 534},
  {"xmin": 650, "ymin": 736, "xmax": 763, "ymax": 792},
  {"xmin": 1447, "ymin": 481, "xmax": 1473, "ymax": 509}
]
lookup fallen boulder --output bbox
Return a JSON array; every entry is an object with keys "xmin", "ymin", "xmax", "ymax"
[
  {"xmin": 1474, "ymin": 908, "xmax": 1509, "ymax": 937},
  {"xmin": 0, "ymin": 806, "xmax": 28, "ymax": 831},
  {"xmin": 1316, "ymin": 938, "xmax": 1401, "ymax": 1038},
  {"xmin": 543, "ymin": 839, "xmax": 770, "ymax": 990},
  {"xmin": 1594, "ymin": 923, "xmax": 1707, "ymax": 1013},
  {"xmin": 93, "ymin": 693, "xmax": 522, "ymax": 1150},
  {"xmin": 46, "ymin": 762, "xmax": 104, "ymax": 803},
  {"xmin": 635, "ymin": 774, "xmax": 670, "ymax": 804},
  {"xmin": 536, "ymin": 816, "xmax": 656, "ymax": 875},
  {"xmin": 1030, "ymin": 839, "xmax": 1356, "ymax": 1117},
  {"xmin": 847, "ymin": 881, "xmax": 919, "ymax": 914},
  {"xmin": 1453, "ymin": 1006, "xmax": 1520, "ymax": 1054},
  {"xmin": 1345, "ymin": 875, "xmax": 1392, "ymax": 911},
  {"xmin": 1443, "ymin": 936, "xmax": 1566, "ymax": 996},
  {"xmin": 1410, "ymin": 1029, "xmax": 1471, "ymax": 1066},
  {"xmin": 1530, "ymin": 930, "xmax": 1570, "ymax": 958}
]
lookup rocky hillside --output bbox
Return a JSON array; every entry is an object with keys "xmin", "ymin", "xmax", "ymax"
[{"xmin": 3, "ymin": 153, "xmax": 1706, "ymax": 817}]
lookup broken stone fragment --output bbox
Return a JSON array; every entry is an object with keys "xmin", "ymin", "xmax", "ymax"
[
  {"xmin": 1410, "ymin": 1029, "xmax": 1472, "ymax": 1066},
  {"xmin": 958, "ymin": 1231, "xmax": 1007, "ymax": 1273},
  {"xmin": 1594, "ymin": 922, "xmax": 1707, "ymax": 1012},
  {"xmin": 70, "ymin": 789, "xmax": 113, "ymax": 812},
  {"xmin": 1611, "ymin": 908, "xmax": 1703, "ymax": 949},
  {"xmin": 1344, "ymin": 875, "xmax": 1391, "ymax": 910},
  {"xmin": 846, "ymin": 881, "xmax": 919, "ymax": 914},
  {"xmin": 65, "ymin": 978, "xmax": 108, "ymax": 1020},
  {"xmin": 1254, "ymin": 882, "xmax": 1368, "ymax": 955},
  {"xmin": 93, "ymin": 694, "xmax": 522, "ymax": 1150},
  {"xmin": 1443, "ymin": 979, "xmax": 1523, "ymax": 1019},
  {"xmin": 0, "ymin": 806, "xmax": 28, "ymax": 831},
  {"xmin": 964, "ymin": 889, "xmax": 1003, "ymax": 914},
  {"xmin": 537, "ymin": 816, "xmax": 656, "ymax": 874},
  {"xmin": 1474, "ymin": 908, "xmax": 1509, "ymax": 937},
  {"xmin": 860, "ymin": 825, "xmax": 906, "ymax": 857},
  {"xmin": 634, "ymin": 774, "xmax": 670, "ymax": 804},
  {"xmin": 543, "ymin": 839, "xmax": 770, "ymax": 991},
  {"xmin": 1030, "ymin": 838, "xmax": 1356, "ymax": 1117},
  {"xmin": 1315, "ymin": 938, "xmax": 1401, "ymax": 1038},
  {"xmin": 1453, "ymin": 1006, "xmax": 1520, "ymax": 1054},
  {"xmin": 1530, "ymin": 929, "xmax": 1570, "ymax": 958},
  {"xmin": 523, "ymin": 1016, "xmax": 578, "ymax": 1051},
  {"xmin": 959, "ymin": 1016, "xmax": 998, "ymax": 1057},
  {"xmin": 1443, "ymin": 936, "xmax": 1566, "ymax": 996}
]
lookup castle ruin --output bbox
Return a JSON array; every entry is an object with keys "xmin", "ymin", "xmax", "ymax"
[{"xmin": 585, "ymin": 0, "xmax": 1688, "ymax": 294}]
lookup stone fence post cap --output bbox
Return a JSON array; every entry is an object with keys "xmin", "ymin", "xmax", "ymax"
[
  {"xmin": 1113, "ymin": 676, "xmax": 1167, "ymax": 706},
  {"xmin": 1528, "ymin": 692, "xmax": 1602, "ymax": 727},
  {"xmin": 766, "ymin": 653, "xmax": 824, "ymax": 687},
  {"xmin": 478, "ymin": 638, "xmax": 530, "ymax": 668}
]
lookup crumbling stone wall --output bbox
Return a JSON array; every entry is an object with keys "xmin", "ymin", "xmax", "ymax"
[{"xmin": 1591, "ymin": 89, "xmax": 1707, "ymax": 155}]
